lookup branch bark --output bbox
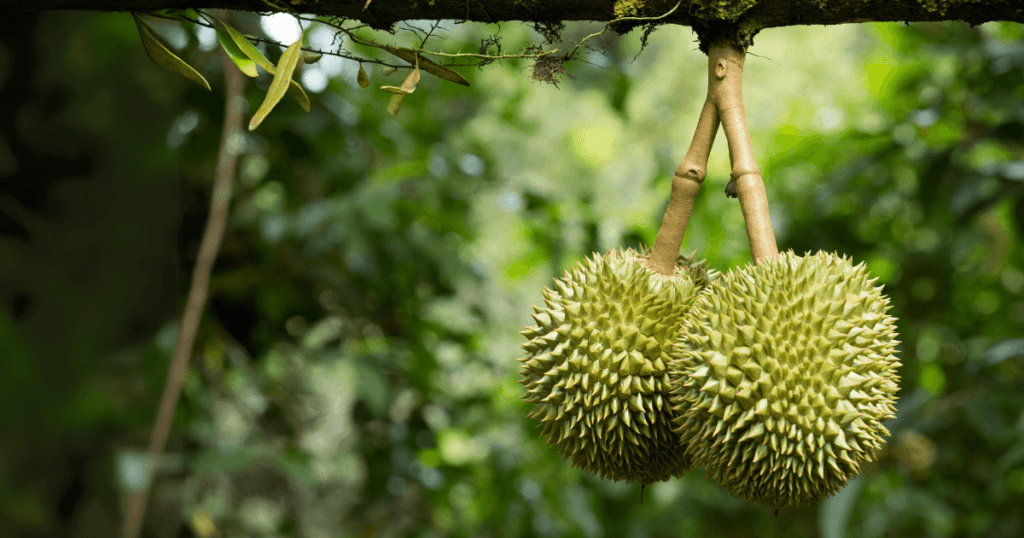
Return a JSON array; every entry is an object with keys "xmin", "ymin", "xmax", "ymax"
[
  {"xmin": 707, "ymin": 39, "xmax": 778, "ymax": 263},
  {"xmin": 121, "ymin": 15, "xmax": 246, "ymax": 537},
  {"xmin": 18, "ymin": 0, "xmax": 1024, "ymax": 49},
  {"xmin": 646, "ymin": 99, "xmax": 717, "ymax": 275}
]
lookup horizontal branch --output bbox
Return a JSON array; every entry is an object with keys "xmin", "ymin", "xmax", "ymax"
[{"xmin": 24, "ymin": 0, "xmax": 1024, "ymax": 48}]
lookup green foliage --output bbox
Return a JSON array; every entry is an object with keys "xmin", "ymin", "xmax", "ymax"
[
  {"xmin": 1, "ymin": 11, "xmax": 1022, "ymax": 538},
  {"xmin": 214, "ymin": 26, "xmax": 259, "ymax": 77},
  {"xmin": 248, "ymin": 34, "xmax": 306, "ymax": 130},
  {"xmin": 132, "ymin": 13, "xmax": 210, "ymax": 90}
]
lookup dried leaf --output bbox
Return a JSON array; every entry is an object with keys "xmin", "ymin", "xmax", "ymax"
[
  {"xmin": 381, "ymin": 45, "xmax": 469, "ymax": 86},
  {"xmin": 132, "ymin": 13, "xmax": 210, "ymax": 90},
  {"xmin": 214, "ymin": 27, "xmax": 258, "ymax": 77},
  {"xmin": 387, "ymin": 93, "xmax": 405, "ymax": 116},
  {"xmin": 357, "ymin": 64, "xmax": 370, "ymax": 88},
  {"xmin": 249, "ymin": 37, "xmax": 304, "ymax": 131},
  {"xmin": 385, "ymin": 68, "xmax": 420, "ymax": 116},
  {"xmin": 400, "ymin": 67, "xmax": 420, "ymax": 92},
  {"xmin": 381, "ymin": 67, "xmax": 419, "ymax": 95}
]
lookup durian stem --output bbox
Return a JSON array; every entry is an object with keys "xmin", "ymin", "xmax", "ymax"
[
  {"xmin": 707, "ymin": 39, "xmax": 779, "ymax": 264},
  {"xmin": 647, "ymin": 90, "xmax": 719, "ymax": 275}
]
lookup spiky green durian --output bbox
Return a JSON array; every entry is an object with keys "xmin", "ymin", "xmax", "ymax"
[
  {"xmin": 519, "ymin": 248, "xmax": 712, "ymax": 484},
  {"xmin": 670, "ymin": 250, "xmax": 900, "ymax": 508}
]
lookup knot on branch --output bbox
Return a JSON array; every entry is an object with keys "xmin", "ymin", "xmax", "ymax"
[{"xmin": 674, "ymin": 161, "xmax": 706, "ymax": 185}]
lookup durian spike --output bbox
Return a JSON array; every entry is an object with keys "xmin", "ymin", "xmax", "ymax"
[{"xmin": 707, "ymin": 39, "xmax": 779, "ymax": 264}]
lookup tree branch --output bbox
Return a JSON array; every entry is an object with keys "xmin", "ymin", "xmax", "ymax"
[
  {"xmin": 19, "ymin": 0, "xmax": 1024, "ymax": 50},
  {"xmin": 121, "ymin": 13, "xmax": 246, "ymax": 537}
]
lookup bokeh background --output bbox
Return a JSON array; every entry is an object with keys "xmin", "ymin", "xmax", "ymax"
[{"xmin": 1, "ymin": 9, "xmax": 1023, "ymax": 538}]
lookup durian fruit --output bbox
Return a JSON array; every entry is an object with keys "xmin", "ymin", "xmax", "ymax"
[
  {"xmin": 669, "ymin": 250, "xmax": 900, "ymax": 508},
  {"xmin": 519, "ymin": 248, "xmax": 712, "ymax": 484}
]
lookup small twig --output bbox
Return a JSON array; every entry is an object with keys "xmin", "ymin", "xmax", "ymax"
[
  {"xmin": 565, "ymin": 1, "xmax": 681, "ymax": 61},
  {"xmin": 121, "ymin": 13, "xmax": 246, "ymax": 538},
  {"xmin": 342, "ymin": 29, "xmax": 557, "ymax": 65},
  {"xmin": 145, "ymin": 11, "xmax": 407, "ymax": 68},
  {"xmin": 243, "ymin": 34, "xmax": 404, "ymax": 68},
  {"xmin": 416, "ymin": 48, "xmax": 560, "ymax": 61},
  {"xmin": 400, "ymin": 20, "xmax": 431, "ymax": 42},
  {"xmin": 161, "ymin": 10, "xmax": 558, "ymax": 70}
]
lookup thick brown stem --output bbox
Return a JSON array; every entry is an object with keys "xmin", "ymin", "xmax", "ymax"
[
  {"xmin": 121, "ymin": 16, "xmax": 245, "ymax": 538},
  {"xmin": 647, "ymin": 96, "xmax": 720, "ymax": 275},
  {"xmin": 707, "ymin": 39, "xmax": 778, "ymax": 263}
]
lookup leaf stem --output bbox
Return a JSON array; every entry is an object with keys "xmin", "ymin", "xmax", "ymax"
[{"xmin": 565, "ymin": 1, "xmax": 681, "ymax": 62}]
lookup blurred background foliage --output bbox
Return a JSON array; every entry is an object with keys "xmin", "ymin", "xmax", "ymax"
[{"xmin": 0, "ymin": 8, "xmax": 1022, "ymax": 538}]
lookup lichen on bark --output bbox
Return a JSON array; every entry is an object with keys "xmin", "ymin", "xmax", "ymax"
[
  {"xmin": 693, "ymin": 0, "xmax": 760, "ymax": 22},
  {"xmin": 613, "ymin": 0, "xmax": 645, "ymax": 18}
]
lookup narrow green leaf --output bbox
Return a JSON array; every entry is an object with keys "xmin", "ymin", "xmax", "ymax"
[
  {"xmin": 303, "ymin": 52, "xmax": 322, "ymax": 64},
  {"xmin": 210, "ymin": 17, "xmax": 309, "ymax": 112},
  {"xmin": 381, "ymin": 45, "xmax": 469, "ymax": 86},
  {"xmin": 357, "ymin": 64, "xmax": 370, "ymax": 88},
  {"xmin": 132, "ymin": 13, "xmax": 210, "ymax": 90},
  {"xmin": 248, "ymin": 37, "xmax": 304, "ymax": 131},
  {"xmin": 215, "ymin": 27, "xmax": 258, "ymax": 77},
  {"xmin": 387, "ymin": 93, "xmax": 405, "ymax": 116},
  {"xmin": 213, "ymin": 18, "xmax": 275, "ymax": 74},
  {"xmin": 289, "ymin": 80, "xmax": 311, "ymax": 112}
]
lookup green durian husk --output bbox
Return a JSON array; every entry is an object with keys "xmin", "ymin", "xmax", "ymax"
[
  {"xmin": 669, "ymin": 250, "xmax": 901, "ymax": 508},
  {"xmin": 519, "ymin": 247, "xmax": 712, "ymax": 484}
]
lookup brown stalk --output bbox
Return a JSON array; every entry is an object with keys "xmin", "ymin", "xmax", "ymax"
[
  {"xmin": 121, "ymin": 15, "xmax": 246, "ymax": 538},
  {"xmin": 646, "ymin": 98, "xmax": 719, "ymax": 274},
  {"xmin": 647, "ymin": 39, "xmax": 778, "ymax": 273},
  {"xmin": 707, "ymin": 39, "xmax": 778, "ymax": 263}
]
